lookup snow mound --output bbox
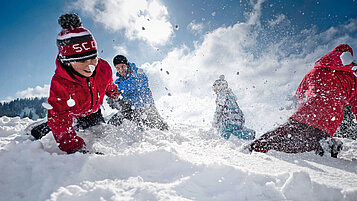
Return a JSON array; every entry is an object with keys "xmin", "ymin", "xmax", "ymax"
[{"xmin": 0, "ymin": 116, "xmax": 357, "ymax": 201}]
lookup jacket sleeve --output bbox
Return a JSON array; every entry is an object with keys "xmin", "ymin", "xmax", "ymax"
[
  {"xmin": 295, "ymin": 74, "xmax": 310, "ymax": 101},
  {"xmin": 100, "ymin": 58, "xmax": 119, "ymax": 99},
  {"xmin": 139, "ymin": 71, "xmax": 155, "ymax": 104},
  {"xmin": 105, "ymin": 64, "xmax": 119, "ymax": 99},
  {"xmin": 47, "ymin": 79, "xmax": 85, "ymax": 154},
  {"xmin": 105, "ymin": 76, "xmax": 119, "ymax": 99}
]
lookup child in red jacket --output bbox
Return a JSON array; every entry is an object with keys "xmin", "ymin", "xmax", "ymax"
[
  {"xmin": 31, "ymin": 14, "xmax": 118, "ymax": 154},
  {"xmin": 250, "ymin": 44, "xmax": 357, "ymax": 157}
]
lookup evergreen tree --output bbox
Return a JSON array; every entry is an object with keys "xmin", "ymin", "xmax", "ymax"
[{"xmin": 28, "ymin": 111, "xmax": 33, "ymax": 119}]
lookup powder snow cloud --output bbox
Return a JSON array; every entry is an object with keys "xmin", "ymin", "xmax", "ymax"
[{"xmin": 142, "ymin": 0, "xmax": 357, "ymax": 131}]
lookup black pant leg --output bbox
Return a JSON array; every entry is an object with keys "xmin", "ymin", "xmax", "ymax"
[
  {"xmin": 75, "ymin": 109, "xmax": 105, "ymax": 130},
  {"xmin": 251, "ymin": 118, "xmax": 328, "ymax": 153},
  {"xmin": 31, "ymin": 122, "xmax": 51, "ymax": 140}
]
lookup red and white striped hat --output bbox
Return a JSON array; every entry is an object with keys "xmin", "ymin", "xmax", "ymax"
[{"xmin": 57, "ymin": 14, "xmax": 97, "ymax": 63}]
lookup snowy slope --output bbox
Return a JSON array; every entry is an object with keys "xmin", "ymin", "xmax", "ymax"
[{"xmin": 0, "ymin": 116, "xmax": 356, "ymax": 201}]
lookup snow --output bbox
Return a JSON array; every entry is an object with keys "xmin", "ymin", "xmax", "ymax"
[
  {"xmin": 1, "ymin": 116, "xmax": 357, "ymax": 201},
  {"xmin": 20, "ymin": 107, "xmax": 40, "ymax": 120},
  {"xmin": 42, "ymin": 102, "xmax": 53, "ymax": 110}
]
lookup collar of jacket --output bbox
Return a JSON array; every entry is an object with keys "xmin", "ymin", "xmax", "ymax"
[{"xmin": 55, "ymin": 56, "xmax": 99, "ymax": 84}]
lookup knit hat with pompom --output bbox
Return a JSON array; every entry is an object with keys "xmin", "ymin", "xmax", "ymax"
[{"xmin": 57, "ymin": 13, "xmax": 97, "ymax": 63}]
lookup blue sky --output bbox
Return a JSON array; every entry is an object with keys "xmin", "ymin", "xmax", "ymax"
[{"xmin": 1, "ymin": 0, "xmax": 357, "ymax": 103}]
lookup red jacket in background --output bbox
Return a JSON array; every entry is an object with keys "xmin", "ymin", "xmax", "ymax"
[
  {"xmin": 291, "ymin": 44, "xmax": 357, "ymax": 137},
  {"xmin": 48, "ymin": 57, "xmax": 119, "ymax": 153}
]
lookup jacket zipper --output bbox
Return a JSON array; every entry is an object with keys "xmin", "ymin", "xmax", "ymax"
[
  {"xmin": 95, "ymin": 89, "xmax": 99, "ymax": 106},
  {"xmin": 87, "ymin": 78, "xmax": 93, "ymax": 111}
]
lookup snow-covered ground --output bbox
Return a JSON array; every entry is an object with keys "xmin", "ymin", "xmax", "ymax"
[{"xmin": 1, "ymin": 115, "xmax": 356, "ymax": 201}]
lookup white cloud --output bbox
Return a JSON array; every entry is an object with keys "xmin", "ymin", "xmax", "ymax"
[
  {"xmin": 114, "ymin": 45, "xmax": 129, "ymax": 55},
  {"xmin": 15, "ymin": 85, "xmax": 50, "ymax": 99},
  {"xmin": 72, "ymin": 0, "xmax": 173, "ymax": 46}
]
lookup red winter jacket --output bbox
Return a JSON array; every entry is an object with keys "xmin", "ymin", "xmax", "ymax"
[
  {"xmin": 291, "ymin": 44, "xmax": 357, "ymax": 137},
  {"xmin": 47, "ymin": 57, "xmax": 119, "ymax": 154}
]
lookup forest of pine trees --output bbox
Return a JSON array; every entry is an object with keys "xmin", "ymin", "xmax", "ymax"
[{"xmin": 0, "ymin": 97, "xmax": 47, "ymax": 120}]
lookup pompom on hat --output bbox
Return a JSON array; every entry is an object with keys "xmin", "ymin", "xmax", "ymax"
[
  {"xmin": 57, "ymin": 13, "xmax": 97, "ymax": 63},
  {"xmin": 213, "ymin": 75, "xmax": 228, "ymax": 92}
]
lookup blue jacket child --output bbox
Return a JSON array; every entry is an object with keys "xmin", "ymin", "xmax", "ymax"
[
  {"xmin": 212, "ymin": 75, "xmax": 255, "ymax": 140},
  {"xmin": 107, "ymin": 55, "xmax": 168, "ymax": 130},
  {"xmin": 115, "ymin": 62, "xmax": 154, "ymax": 108}
]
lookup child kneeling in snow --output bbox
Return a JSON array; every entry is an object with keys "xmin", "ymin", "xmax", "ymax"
[
  {"xmin": 212, "ymin": 75, "xmax": 255, "ymax": 140},
  {"xmin": 107, "ymin": 55, "xmax": 168, "ymax": 131},
  {"xmin": 29, "ymin": 14, "xmax": 119, "ymax": 154},
  {"xmin": 250, "ymin": 44, "xmax": 356, "ymax": 158}
]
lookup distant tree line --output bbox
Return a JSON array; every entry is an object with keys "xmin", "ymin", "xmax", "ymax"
[{"xmin": 0, "ymin": 97, "xmax": 47, "ymax": 120}]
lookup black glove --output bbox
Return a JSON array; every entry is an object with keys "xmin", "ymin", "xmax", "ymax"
[
  {"xmin": 107, "ymin": 97, "xmax": 121, "ymax": 110},
  {"xmin": 118, "ymin": 99, "xmax": 132, "ymax": 112},
  {"xmin": 107, "ymin": 97, "xmax": 132, "ymax": 112}
]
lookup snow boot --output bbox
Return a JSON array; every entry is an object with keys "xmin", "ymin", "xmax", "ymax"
[
  {"xmin": 330, "ymin": 138, "xmax": 343, "ymax": 158},
  {"xmin": 31, "ymin": 122, "xmax": 51, "ymax": 140},
  {"xmin": 221, "ymin": 124, "xmax": 255, "ymax": 140},
  {"xmin": 317, "ymin": 138, "xmax": 343, "ymax": 158},
  {"xmin": 231, "ymin": 129, "xmax": 255, "ymax": 140}
]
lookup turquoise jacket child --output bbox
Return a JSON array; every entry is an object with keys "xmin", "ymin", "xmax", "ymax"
[{"xmin": 212, "ymin": 76, "xmax": 255, "ymax": 140}]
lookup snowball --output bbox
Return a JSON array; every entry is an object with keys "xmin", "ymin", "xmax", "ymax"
[
  {"xmin": 42, "ymin": 102, "xmax": 53, "ymax": 110},
  {"xmin": 340, "ymin": 52, "xmax": 354, "ymax": 66},
  {"xmin": 89, "ymin": 65, "xmax": 96, "ymax": 72}
]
